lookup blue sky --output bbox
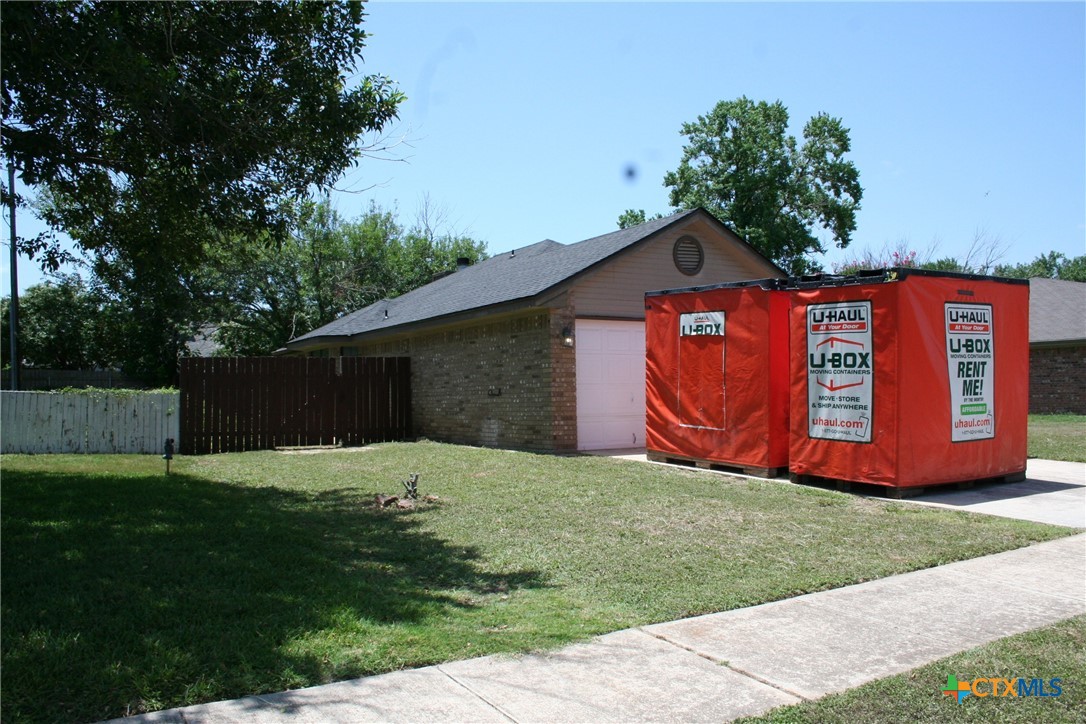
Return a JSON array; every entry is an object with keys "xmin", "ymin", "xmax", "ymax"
[{"xmin": 4, "ymin": 1, "xmax": 1084, "ymax": 293}]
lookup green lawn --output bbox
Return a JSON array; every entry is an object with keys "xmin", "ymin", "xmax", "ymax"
[
  {"xmin": 1029, "ymin": 414, "xmax": 1086, "ymax": 462},
  {"xmin": 1, "ymin": 443, "xmax": 1077, "ymax": 722},
  {"xmin": 740, "ymin": 616, "xmax": 1086, "ymax": 724}
]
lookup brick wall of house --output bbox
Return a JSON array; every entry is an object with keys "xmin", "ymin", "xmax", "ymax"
[
  {"xmin": 356, "ymin": 308, "xmax": 577, "ymax": 451},
  {"xmin": 1029, "ymin": 345, "xmax": 1086, "ymax": 414},
  {"xmin": 549, "ymin": 306, "xmax": 578, "ymax": 451}
]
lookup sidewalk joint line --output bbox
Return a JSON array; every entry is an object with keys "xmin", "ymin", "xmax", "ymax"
[
  {"xmin": 436, "ymin": 664, "xmax": 519, "ymax": 723},
  {"xmin": 637, "ymin": 628, "xmax": 810, "ymax": 702}
]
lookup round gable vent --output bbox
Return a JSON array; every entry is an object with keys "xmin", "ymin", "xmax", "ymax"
[{"xmin": 673, "ymin": 235, "xmax": 704, "ymax": 276}]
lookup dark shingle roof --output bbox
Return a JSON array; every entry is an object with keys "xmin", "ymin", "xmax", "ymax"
[
  {"xmin": 1029, "ymin": 277, "xmax": 1086, "ymax": 344},
  {"xmin": 290, "ymin": 210, "xmax": 723, "ymax": 346},
  {"xmin": 185, "ymin": 324, "xmax": 222, "ymax": 357}
]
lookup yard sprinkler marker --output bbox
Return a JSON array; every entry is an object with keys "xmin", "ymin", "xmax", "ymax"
[{"xmin": 163, "ymin": 438, "xmax": 175, "ymax": 476}]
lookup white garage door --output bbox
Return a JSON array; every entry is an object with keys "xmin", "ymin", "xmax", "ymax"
[{"xmin": 576, "ymin": 320, "xmax": 646, "ymax": 450}]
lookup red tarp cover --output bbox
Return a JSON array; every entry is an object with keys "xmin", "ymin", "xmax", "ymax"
[
  {"xmin": 788, "ymin": 270, "xmax": 1029, "ymax": 487},
  {"xmin": 646, "ymin": 282, "xmax": 790, "ymax": 470}
]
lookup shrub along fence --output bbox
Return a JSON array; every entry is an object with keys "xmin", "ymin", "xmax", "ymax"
[
  {"xmin": 180, "ymin": 356, "xmax": 411, "ymax": 454},
  {"xmin": 1, "ymin": 390, "xmax": 179, "ymax": 454},
  {"xmin": 1, "ymin": 368, "xmax": 145, "ymax": 391}
]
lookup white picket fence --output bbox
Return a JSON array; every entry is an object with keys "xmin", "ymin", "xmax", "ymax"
[{"xmin": 1, "ymin": 391, "xmax": 180, "ymax": 454}]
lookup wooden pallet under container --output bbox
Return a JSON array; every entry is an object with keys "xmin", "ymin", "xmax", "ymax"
[
  {"xmin": 646, "ymin": 451, "xmax": 786, "ymax": 479},
  {"xmin": 788, "ymin": 470, "xmax": 1028, "ymax": 499}
]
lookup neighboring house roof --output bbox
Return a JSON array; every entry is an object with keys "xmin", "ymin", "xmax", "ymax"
[
  {"xmin": 185, "ymin": 324, "xmax": 222, "ymax": 357},
  {"xmin": 287, "ymin": 208, "xmax": 782, "ymax": 348},
  {"xmin": 1029, "ymin": 277, "xmax": 1086, "ymax": 345}
]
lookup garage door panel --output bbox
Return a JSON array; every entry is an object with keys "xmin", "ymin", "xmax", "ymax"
[
  {"xmin": 579, "ymin": 418, "xmax": 643, "ymax": 449},
  {"xmin": 604, "ymin": 329, "xmax": 632, "ymax": 353},
  {"xmin": 579, "ymin": 362, "xmax": 602, "ymax": 384},
  {"xmin": 624, "ymin": 356, "xmax": 647, "ymax": 384},
  {"xmin": 576, "ymin": 320, "xmax": 646, "ymax": 450},
  {"xmin": 579, "ymin": 328, "xmax": 603, "ymax": 352}
]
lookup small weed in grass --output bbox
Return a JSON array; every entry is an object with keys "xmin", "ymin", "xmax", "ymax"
[
  {"xmin": 1029, "ymin": 414, "xmax": 1086, "ymax": 462},
  {"xmin": 1, "ymin": 443, "xmax": 1077, "ymax": 722},
  {"xmin": 741, "ymin": 616, "xmax": 1086, "ymax": 723}
]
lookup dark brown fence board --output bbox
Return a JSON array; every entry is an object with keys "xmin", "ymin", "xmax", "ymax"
[
  {"xmin": 214, "ymin": 358, "xmax": 225, "ymax": 453},
  {"xmin": 179, "ymin": 356, "xmax": 410, "ymax": 454},
  {"xmin": 232, "ymin": 357, "xmax": 242, "ymax": 452},
  {"xmin": 364, "ymin": 360, "xmax": 376, "ymax": 442},
  {"xmin": 212, "ymin": 358, "xmax": 225, "ymax": 453},
  {"xmin": 253, "ymin": 357, "xmax": 264, "ymax": 449},
  {"xmin": 200, "ymin": 357, "xmax": 213, "ymax": 454},
  {"xmin": 179, "ymin": 359, "xmax": 192, "ymax": 454},
  {"xmin": 340, "ymin": 358, "xmax": 354, "ymax": 446},
  {"xmin": 238, "ymin": 358, "xmax": 250, "ymax": 451},
  {"xmin": 204, "ymin": 357, "xmax": 213, "ymax": 453}
]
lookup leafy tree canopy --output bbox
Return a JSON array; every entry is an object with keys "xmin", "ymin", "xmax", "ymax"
[
  {"xmin": 212, "ymin": 198, "xmax": 488, "ymax": 357},
  {"xmin": 2, "ymin": 199, "xmax": 488, "ymax": 383},
  {"xmin": 0, "ymin": 275, "xmax": 113, "ymax": 370},
  {"xmin": 662, "ymin": 97, "xmax": 862, "ymax": 275},
  {"xmin": 616, "ymin": 209, "xmax": 665, "ymax": 229},
  {"xmin": 831, "ymin": 235, "xmax": 1084, "ymax": 283},
  {"xmin": 994, "ymin": 251, "xmax": 1086, "ymax": 283},
  {"xmin": 1, "ymin": 0, "xmax": 404, "ymax": 268}
]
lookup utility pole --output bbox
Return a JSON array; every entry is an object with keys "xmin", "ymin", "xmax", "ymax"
[{"xmin": 8, "ymin": 154, "xmax": 18, "ymax": 391}]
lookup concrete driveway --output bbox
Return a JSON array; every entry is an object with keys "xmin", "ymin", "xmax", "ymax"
[
  {"xmin": 904, "ymin": 459, "xmax": 1085, "ymax": 528},
  {"xmin": 608, "ymin": 450, "xmax": 1085, "ymax": 529}
]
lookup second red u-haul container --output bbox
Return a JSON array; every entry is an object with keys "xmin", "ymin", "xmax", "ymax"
[
  {"xmin": 788, "ymin": 268, "xmax": 1029, "ymax": 489},
  {"xmin": 645, "ymin": 279, "xmax": 790, "ymax": 475}
]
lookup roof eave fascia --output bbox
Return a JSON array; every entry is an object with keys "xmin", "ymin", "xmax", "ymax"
[
  {"xmin": 284, "ymin": 293, "xmax": 569, "ymax": 351},
  {"xmin": 282, "ymin": 334, "xmax": 358, "ymax": 353}
]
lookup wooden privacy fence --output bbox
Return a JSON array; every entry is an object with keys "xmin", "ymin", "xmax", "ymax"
[
  {"xmin": 1, "ymin": 390, "xmax": 180, "ymax": 454},
  {"xmin": 180, "ymin": 357, "xmax": 411, "ymax": 454}
]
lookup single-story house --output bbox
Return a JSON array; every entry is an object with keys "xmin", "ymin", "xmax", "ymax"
[
  {"xmin": 281, "ymin": 208, "xmax": 783, "ymax": 451},
  {"xmin": 1028, "ymin": 277, "xmax": 1086, "ymax": 414}
]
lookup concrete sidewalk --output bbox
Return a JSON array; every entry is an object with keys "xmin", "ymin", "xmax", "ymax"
[{"xmin": 118, "ymin": 533, "xmax": 1085, "ymax": 724}]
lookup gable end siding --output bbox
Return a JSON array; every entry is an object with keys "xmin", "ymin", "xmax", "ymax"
[{"xmin": 570, "ymin": 219, "xmax": 779, "ymax": 318}]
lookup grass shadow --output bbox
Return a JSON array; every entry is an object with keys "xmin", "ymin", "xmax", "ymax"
[{"xmin": 1, "ymin": 470, "xmax": 544, "ymax": 722}]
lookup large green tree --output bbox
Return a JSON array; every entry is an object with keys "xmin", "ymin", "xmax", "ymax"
[
  {"xmin": 88, "ymin": 242, "xmax": 222, "ymax": 384},
  {"xmin": 662, "ymin": 97, "xmax": 862, "ymax": 275},
  {"xmin": 212, "ymin": 199, "xmax": 488, "ymax": 357},
  {"xmin": 0, "ymin": 275, "xmax": 113, "ymax": 370},
  {"xmin": 1, "ymin": 0, "xmax": 404, "ymax": 268}
]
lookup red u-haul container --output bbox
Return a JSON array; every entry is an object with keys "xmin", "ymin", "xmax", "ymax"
[
  {"xmin": 788, "ymin": 268, "xmax": 1029, "ymax": 489},
  {"xmin": 645, "ymin": 279, "xmax": 790, "ymax": 475}
]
